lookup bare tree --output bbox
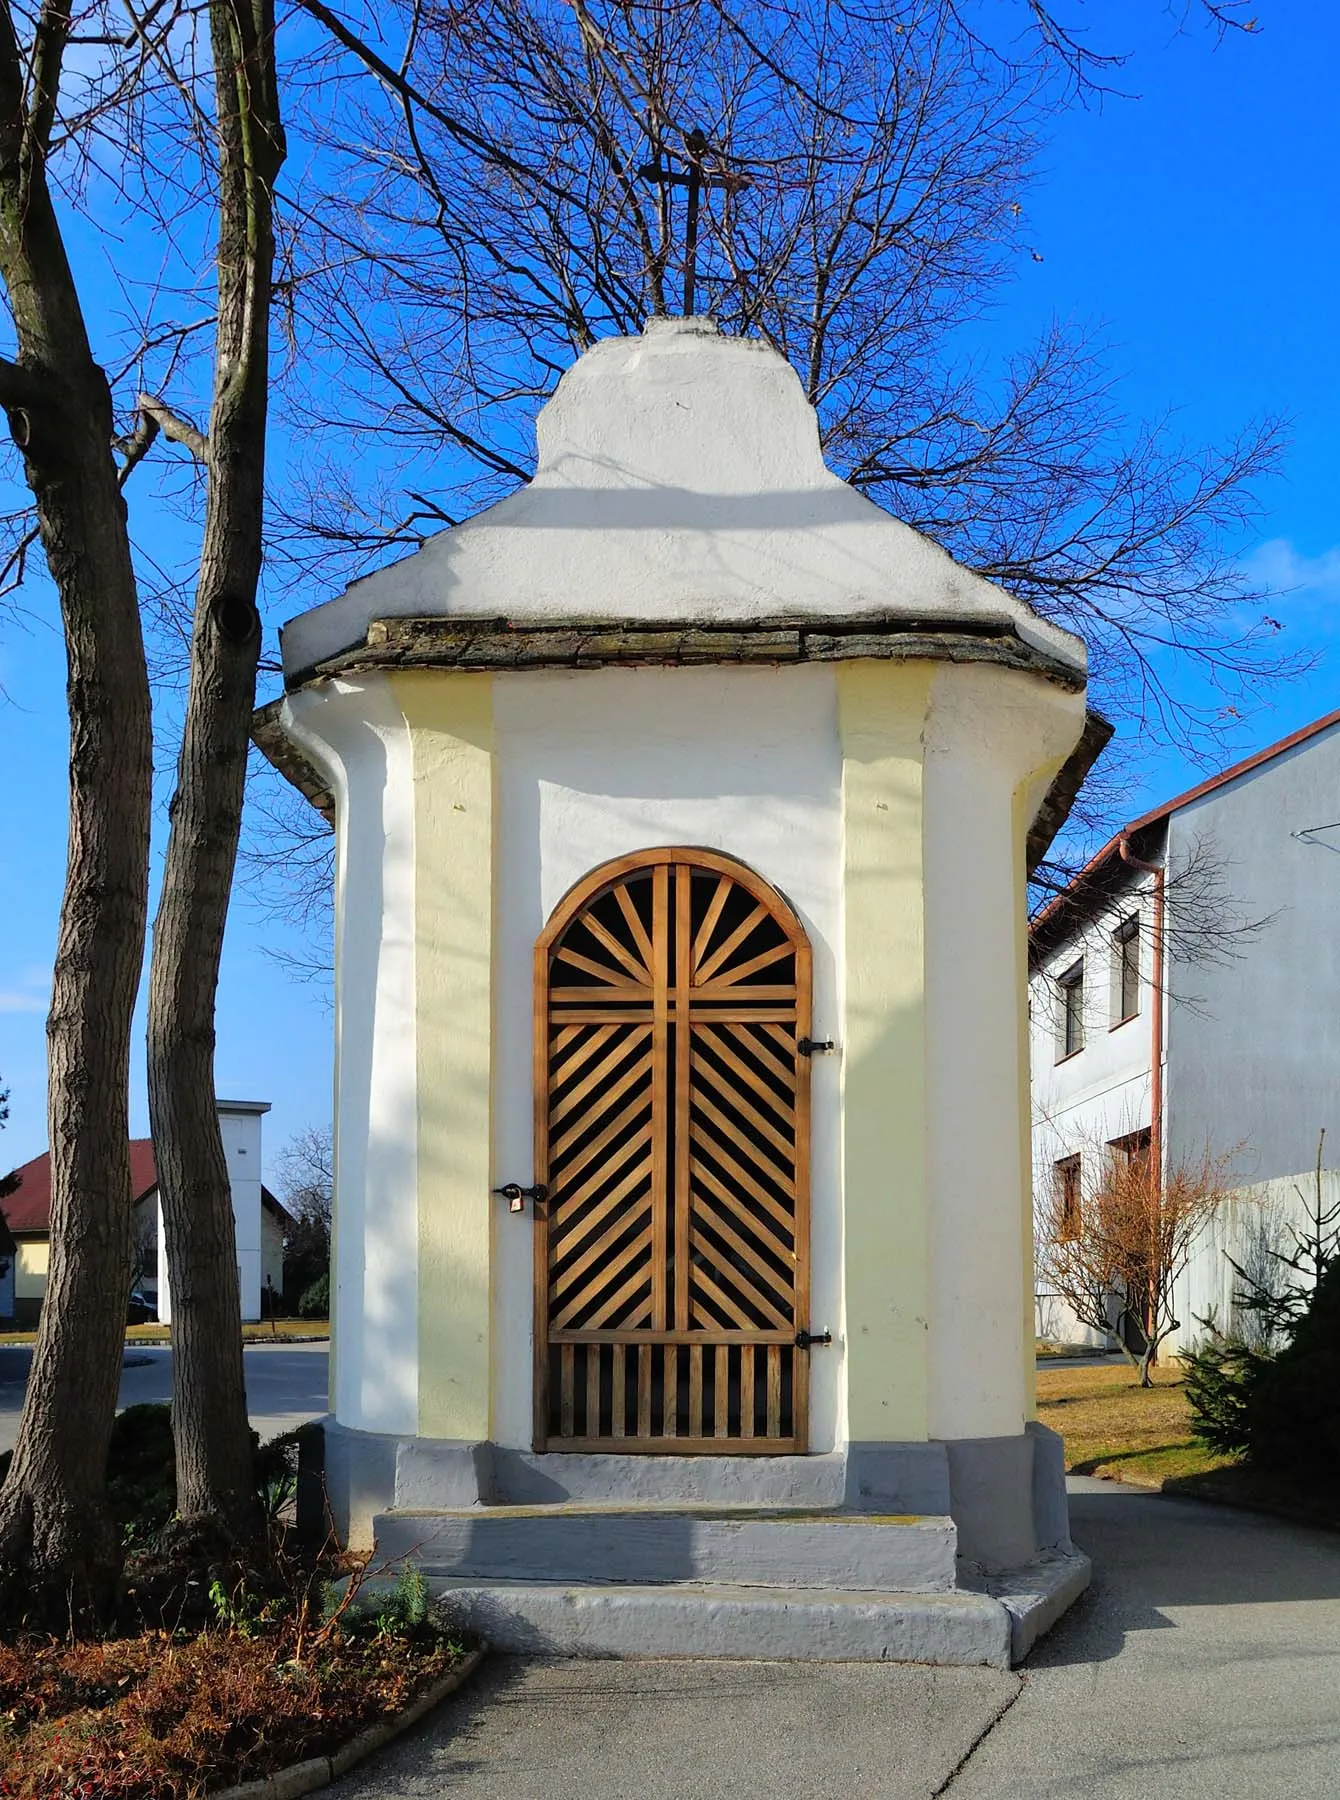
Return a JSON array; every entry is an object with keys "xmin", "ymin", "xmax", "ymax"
[
  {"xmin": 0, "ymin": 0, "xmax": 285, "ymax": 1603},
  {"xmin": 275, "ymin": 1125, "xmax": 333, "ymax": 1228},
  {"xmin": 224, "ymin": 0, "xmax": 1281, "ymax": 956},
  {"xmin": 278, "ymin": 0, "xmax": 1287, "ymax": 779},
  {"xmin": 146, "ymin": 0, "xmax": 285, "ymax": 1547},
  {"xmin": 1030, "ymin": 827, "xmax": 1279, "ymax": 987},
  {"xmin": 274, "ymin": 1124, "xmax": 332, "ymax": 1307},
  {"xmin": 0, "ymin": 0, "xmax": 154, "ymax": 1616},
  {"xmin": 1041, "ymin": 1137, "xmax": 1235, "ymax": 1385}
]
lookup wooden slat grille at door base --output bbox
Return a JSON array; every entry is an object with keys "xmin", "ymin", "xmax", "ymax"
[
  {"xmin": 548, "ymin": 1339, "xmax": 797, "ymax": 1445},
  {"xmin": 534, "ymin": 849, "xmax": 812, "ymax": 1453}
]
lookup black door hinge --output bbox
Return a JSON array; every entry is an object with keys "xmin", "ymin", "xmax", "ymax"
[
  {"xmin": 795, "ymin": 1328, "xmax": 833, "ymax": 1350},
  {"xmin": 797, "ymin": 1037, "xmax": 834, "ymax": 1057}
]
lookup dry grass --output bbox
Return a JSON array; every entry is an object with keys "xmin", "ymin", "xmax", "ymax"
[
  {"xmin": 0, "ymin": 1323, "xmax": 330, "ymax": 1348},
  {"xmin": 1038, "ymin": 1357, "xmax": 1340, "ymax": 1527},
  {"xmin": 1035, "ymin": 1339, "xmax": 1105, "ymax": 1360},
  {"xmin": 1036, "ymin": 1359, "xmax": 1239, "ymax": 1486}
]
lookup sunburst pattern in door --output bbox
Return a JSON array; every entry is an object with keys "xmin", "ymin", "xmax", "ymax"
[{"xmin": 533, "ymin": 848, "xmax": 812, "ymax": 1452}]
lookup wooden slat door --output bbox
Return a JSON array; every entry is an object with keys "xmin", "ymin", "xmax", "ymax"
[{"xmin": 533, "ymin": 847, "xmax": 812, "ymax": 1453}]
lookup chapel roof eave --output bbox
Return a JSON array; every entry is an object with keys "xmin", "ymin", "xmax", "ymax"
[
  {"xmin": 278, "ymin": 609, "xmax": 1086, "ymax": 694},
  {"xmin": 251, "ymin": 624, "xmax": 1110, "ymax": 876}
]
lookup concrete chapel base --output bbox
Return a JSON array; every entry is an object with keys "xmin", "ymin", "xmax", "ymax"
[{"xmin": 323, "ymin": 1416, "xmax": 1090, "ymax": 1666}]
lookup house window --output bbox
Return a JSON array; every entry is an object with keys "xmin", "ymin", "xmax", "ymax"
[
  {"xmin": 1109, "ymin": 1128, "xmax": 1152, "ymax": 1176},
  {"xmin": 1054, "ymin": 1154, "xmax": 1082, "ymax": 1240},
  {"xmin": 1113, "ymin": 916, "xmax": 1140, "ymax": 1025},
  {"xmin": 1056, "ymin": 961, "xmax": 1084, "ymax": 1059}
]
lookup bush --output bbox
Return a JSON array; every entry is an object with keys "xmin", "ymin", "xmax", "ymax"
[
  {"xmin": 298, "ymin": 1273, "xmax": 329, "ymax": 1319},
  {"xmin": 0, "ymin": 1406, "xmax": 176, "ymax": 1548},
  {"xmin": 106, "ymin": 1403, "xmax": 178, "ymax": 1545},
  {"xmin": 1183, "ymin": 1328, "xmax": 1265, "ymax": 1458},
  {"xmin": 0, "ymin": 1409, "xmax": 321, "ymax": 1552},
  {"xmin": 1186, "ymin": 1261, "xmax": 1340, "ymax": 1488},
  {"xmin": 1245, "ymin": 1258, "xmax": 1340, "ymax": 1484}
]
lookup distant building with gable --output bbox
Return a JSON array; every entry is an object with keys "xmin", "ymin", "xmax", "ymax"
[
  {"xmin": 0, "ymin": 1099, "xmax": 287, "ymax": 1326},
  {"xmin": 1031, "ymin": 710, "xmax": 1340, "ymax": 1351}
]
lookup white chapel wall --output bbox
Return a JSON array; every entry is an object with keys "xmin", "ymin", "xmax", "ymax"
[
  {"xmin": 493, "ymin": 664, "xmax": 845, "ymax": 1453},
  {"xmin": 284, "ymin": 677, "xmax": 421, "ymax": 1433},
  {"xmin": 923, "ymin": 663, "xmax": 1086, "ymax": 1435}
]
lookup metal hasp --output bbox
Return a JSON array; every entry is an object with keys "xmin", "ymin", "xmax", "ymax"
[
  {"xmin": 796, "ymin": 1037, "xmax": 834, "ymax": 1057},
  {"xmin": 794, "ymin": 1329, "xmax": 833, "ymax": 1350},
  {"xmin": 494, "ymin": 1182, "xmax": 548, "ymax": 1214}
]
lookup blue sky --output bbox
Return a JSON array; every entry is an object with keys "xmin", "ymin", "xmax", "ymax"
[{"xmin": 1, "ymin": 3, "xmax": 1337, "ymax": 1174}]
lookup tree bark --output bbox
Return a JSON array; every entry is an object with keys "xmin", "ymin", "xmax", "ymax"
[
  {"xmin": 146, "ymin": 0, "xmax": 285, "ymax": 1539},
  {"xmin": 0, "ymin": 3, "xmax": 152, "ymax": 1616}
]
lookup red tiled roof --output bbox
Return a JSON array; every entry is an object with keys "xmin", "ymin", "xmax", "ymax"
[
  {"xmin": 1031, "ymin": 708, "xmax": 1340, "ymax": 938},
  {"xmin": 1, "ymin": 1139, "xmax": 158, "ymax": 1235}
]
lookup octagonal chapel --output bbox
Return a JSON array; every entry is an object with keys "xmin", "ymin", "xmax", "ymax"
[{"xmin": 261, "ymin": 318, "xmax": 1102, "ymax": 1664}]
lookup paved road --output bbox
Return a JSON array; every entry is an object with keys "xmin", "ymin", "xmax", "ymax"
[
  {"xmin": 328, "ymin": 1658, "xmax": 1020, "ymax": 1800},
  {"xmin": 945, "ymin": 1478, "xmax": 1340, "ymax": 1799},
  {"xmin": 329, "ymin": 1479, "xmax": 1340, "ymax": 1800},
  {"xmin": 0, "ymin": 1341, "xmax": 328, "ymax": 1453}
]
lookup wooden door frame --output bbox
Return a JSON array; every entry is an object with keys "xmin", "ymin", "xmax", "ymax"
[{"xmin": 532, "ymin": 845, "xmax": 813, "ymax": 1453}]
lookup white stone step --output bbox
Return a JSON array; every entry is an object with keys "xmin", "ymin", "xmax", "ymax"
[
  {"xmin": 427, "ymin": 1577, "xmax": 1014, "ymax": 1667},
  {"xmin": 372, "ymin": 1503, "xmax": 958, "ymax": 1592}
]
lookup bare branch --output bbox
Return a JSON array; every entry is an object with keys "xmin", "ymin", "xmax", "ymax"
[
  {"xmin": 137, "ymin": 390, "xmax": 210, "ymax": 464},
  {"xmin": 1039, "ymin": 1134, "xmax": 1239, "ymax": 1382}
]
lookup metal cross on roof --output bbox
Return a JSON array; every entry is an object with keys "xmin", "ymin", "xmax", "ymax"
[{"xmin": 638, "ymin": 129, "xmax": 749, "ymax": 318}]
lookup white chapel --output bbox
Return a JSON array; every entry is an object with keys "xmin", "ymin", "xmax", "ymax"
[{"xmin": 260, "ymin": 318, "xmax": 1102, "ymax": 1663}]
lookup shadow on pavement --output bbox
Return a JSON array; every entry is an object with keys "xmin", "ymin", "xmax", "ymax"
[{"xmin": 1033, "ymin": 1484, "xmax": 1340, "ymax": 1668}]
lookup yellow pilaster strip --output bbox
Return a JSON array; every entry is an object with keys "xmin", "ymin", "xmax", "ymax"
[
  {"xmin": 837, "ymin": 662, "xmax": 932, "ymax": 1443},
  {"xmin": 393, "ymin": 671, "xmax": 496, "ymax": 1442}
]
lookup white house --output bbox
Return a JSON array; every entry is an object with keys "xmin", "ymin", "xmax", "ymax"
[
  {"xmin": 154, "ymin": 1100, "xmax": 286, "ymax": 1326},
  {"xmin": 1, "ymin": 1099, "xmax": 287, "ymax": 1326},
  {"xmin": 1031, "ymin": 710, "xmax": 1340, "ymax": 1353},
  {"xmin": 260, "ymin": 316, "xmax": 1103, "ymax": 1665}
]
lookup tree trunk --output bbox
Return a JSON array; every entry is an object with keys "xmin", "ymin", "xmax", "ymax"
[
  {"xmin": 146, "ymin": 0, "xmax": 284, "ymax": 1540},
  {"xmin": 0, "ymin": 10, "xmax": 153, "ymax": 1618}
]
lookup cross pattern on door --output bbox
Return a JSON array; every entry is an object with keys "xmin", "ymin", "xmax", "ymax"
[{"xmin": 532, "ymin": 847, "xmax": 812, "ymax": 1452}]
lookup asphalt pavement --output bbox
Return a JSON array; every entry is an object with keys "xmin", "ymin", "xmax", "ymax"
[
  {"xmin": 326, "ymin": 1657, "xmax": 1020, "ymax": 1800},
  {"xmin": 0, "ymin": 1340, "xmax": 329, "ymax": 1453},
  {"xmin": 944, "ymin": 1478, "xmax": 1340, "ymax": 1799},
  {"xmin": 327, "ymin": 1479, "xmax": 1340, "ymax": 1800}
]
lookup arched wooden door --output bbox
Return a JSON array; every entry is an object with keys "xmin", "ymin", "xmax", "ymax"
[{"xmin": 533, "ymin": 848, "xmax": 812, "ymax": 1453}]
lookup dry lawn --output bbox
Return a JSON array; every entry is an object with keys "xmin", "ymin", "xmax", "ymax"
[
  {"xmin": 1038, "ymin": 1356, "xmax": 1340, "ymax": 1527},
  {"xmin": 0, "ymin": 1322, "xmax": 329, "ymax": 1348},
  {"xmin": 1036, "ymin": 1359, "xmax": 1238, "ymax": 1487}
]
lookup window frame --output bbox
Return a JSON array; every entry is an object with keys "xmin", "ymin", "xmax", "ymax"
[
  {"xmin": 1055, "ymin": 959, "xmax": 1085, "ymax": 1061},
  {"xmin": 1108, "ymin": 1127, "xmax": 1152, "ymax": 1176},
  {"xmin": 1054, "ymin": 1153, "xmax": 1082, "ymax": 1241},
  {"xmin": 1111, "ymin": 914, "xmax": 1140, "ymax": 1028}
]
